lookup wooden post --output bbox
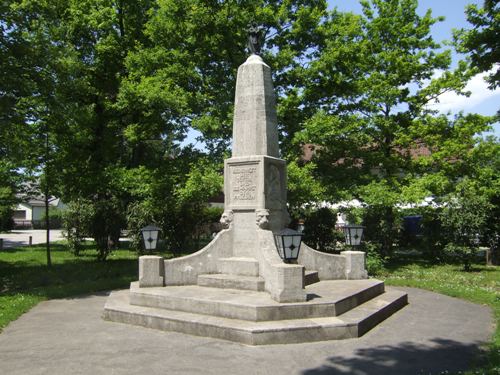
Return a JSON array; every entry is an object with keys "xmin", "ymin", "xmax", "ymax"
[{"xmin": 29, "ymin": 236, "xmax": 33, "ymax": 246}]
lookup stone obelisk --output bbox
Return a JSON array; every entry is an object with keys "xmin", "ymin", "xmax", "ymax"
[{"xmin": 222, "ymin": 53, "xmax": 290, "ymax": 258}]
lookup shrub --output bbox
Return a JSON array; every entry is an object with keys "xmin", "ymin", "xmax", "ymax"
[
  {"xmin": 63, "ymin": 197, "xmax": 124, "ymax": 260},
  {"xmin": 0, "ymin": 204, "xmax": 13, "ymax": 232},
  {"xmin": 126, "ymin": 201, "xmax": 224, "ymax": 255},
  {"xmin": 62, "ymin": 199, "xmax": 94, "ymax": 256},
  {"xmin": 361, "ymin": 205, "xmax": 402, "ymax": 257},
  {"xmin": 362, "ymin": 241, "xmax": 386, "ymax": 276},
  {"xmin": 126, "ymin": 201, "xmax": 155, "ymax": 254},
  {"xmin": 35, "ymin": 208, "xmax": 64, "ymax": 229},
  {"xmin": 440, "ymin": 183, "xmax": 493, "ymax": 271},
  {"xmin": 301, "ymin": 208, "xmax": 340, "ymax": 252},
  {"xmin": 0, "ymin": 186, "xmax": 15, "ymax": 232}
]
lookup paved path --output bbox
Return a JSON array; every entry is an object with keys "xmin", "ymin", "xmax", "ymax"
[
  {"xmin": 0, "ymin": 229, "xmax": 64, "ymax": 249},
  {"xmin": 0, "ymin": 287, "xmax": 493, "ymax": 375}
]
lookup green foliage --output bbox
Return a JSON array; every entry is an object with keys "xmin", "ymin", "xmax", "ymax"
[
  {"xmin": 62, "ymin": 199, "xmax": 95, "ymax": 256},
  {"xmin": 362, "ymin": 241, "xmax": 386, "ymax": 276},
  {"xmin": 126, "ymin": 200, "xmax": 156, "ymax": 253},
  {"xmin": 0, "ymin": 187, "xmax": 14, "ymax": 232},
  {"xmin": 440, "ymin": 181, "xmax": 494, "ymax": 271},
  {"xmin": 287, "ymin": 161, "xmax": 326, "ymax": 214},
  {"xmin": 62, "ymin": 197, "xmax": 124, "ymax": 260},
  {"xmin": 443, "ymin": 243, "xmax": 479, "ymax": 273},
  {"xmin": 405, "ymin": 206, "xmax": 446, "ymax": 261},
  {"xmin": 301, "ymin": 208, "xmax": 341, "ymax": 252},
  {"xmin": 34, "ymin": 207, "xmax": 64, "ymax": 230},
  {"xmin": 455, "ymin": 0, "xmax": 500, "ymax": 89},
  {"xmin": 91, "ymin": 196, "xmax": 126, "ymax": 261},
  {"xmin": 361, "ymin": 205, "xmax": 401, "ymax": 257},
  {"xmin": 0, "ymin": 162, "xmax": 19, "ymax": 232}
]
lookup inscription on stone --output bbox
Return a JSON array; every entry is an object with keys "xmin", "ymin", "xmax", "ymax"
[{"xmin": 232, "ymin": 166, "xmax": 257, "ymax": 201}]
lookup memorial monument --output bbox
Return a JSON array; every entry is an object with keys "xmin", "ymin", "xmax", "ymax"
[{"xmin": 104, "ymin": 28, "xmax": 407, "ymax": 344}]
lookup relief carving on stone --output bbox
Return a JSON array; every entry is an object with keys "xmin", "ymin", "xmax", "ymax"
[
  {"xmin": 266, "ymin": 164, "xmax": 283, "ymax": 206},
  {"xmin": 255, "ymin": 209, "xmax": 270, "ymax": 229},
  {"xmin": 220, "ymin": 210, "xmax": 234, "ymax": 229}
]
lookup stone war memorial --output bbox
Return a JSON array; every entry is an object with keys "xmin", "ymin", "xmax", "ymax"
[{"xmin": 103, "ymin": 28, "xmax": 408, "ymax": 345}]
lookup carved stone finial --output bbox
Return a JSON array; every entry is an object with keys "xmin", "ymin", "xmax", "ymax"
[
  {"xmin": 256, "ymin": 209, "xmax": 270, "ymax": 229},
  {"xmin": 220, "ymin": 210, "xmax": 234, "ymax": 229},
  {"xmin": 247, "ymin": 22, "xmax": 265, "ymax": 56}
]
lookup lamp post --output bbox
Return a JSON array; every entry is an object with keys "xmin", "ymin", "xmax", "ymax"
[
  {"xmin": 274, "ymin": 228, "xmax": 303, "ymax": 263},
  {"xmin": 342, "ymin": 224, "xmax": 365, "ymax": 249},
  {"xmin": 297, "ymin": 219, "xmax": 305, "ymax": 234},
  {"xmin": 141, "ymin": 225, "xmax": 161, "ymax": 252}
]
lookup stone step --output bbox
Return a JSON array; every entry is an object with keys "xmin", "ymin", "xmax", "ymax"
[
  {"xmin": 217, "ymin": 257, "xmax": 259, "ymax": 276},
  {"xmin": 198, "ymin": 274, "xmax": 265, "ymax": 291},
  {"xmin": 104, "ymin": 288, "xmax": 408, "ymax": 345},
  {"xmin": 128, "ymin": 279, "xmax": 385, "ymax": 322},
  {"xmin": 304, "ymin": 270, "xmax": 319, "ymax": 286}
]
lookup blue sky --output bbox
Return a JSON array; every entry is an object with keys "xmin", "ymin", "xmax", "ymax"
[{"xmin": 330, "ymin": 0, "xmax": 500, "ymax": 136}]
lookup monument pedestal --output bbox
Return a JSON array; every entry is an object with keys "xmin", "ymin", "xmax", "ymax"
[{"xmin": 104, "ymin": 279, "xmax": 407, "ymax": 345}]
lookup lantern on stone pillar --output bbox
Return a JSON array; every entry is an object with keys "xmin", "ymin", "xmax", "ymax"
[
  {"xmin": 274, "ymin": 228, "xmax": 303, "ymax": 262},
  {"xmin": 141, "ymin": 225, "xmax": 161, "ymax": 251}
]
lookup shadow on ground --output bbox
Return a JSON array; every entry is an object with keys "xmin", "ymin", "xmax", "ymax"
[{"xmin": 302, "ymin": 338, "xmax": 485, "ymax": 375}]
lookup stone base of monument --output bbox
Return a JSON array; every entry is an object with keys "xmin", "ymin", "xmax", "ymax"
[{"xmin": 103, "ymin": 278, "xmax": 407, "ymax": 345}]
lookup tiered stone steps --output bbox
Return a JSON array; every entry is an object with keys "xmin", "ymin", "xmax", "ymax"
[
  {"xmin": 218, "ymin": 257, "xmax": 259, "ymax": 276},
  {"xmin": 104, "ymin": 279, "xmax": 408, "ymax": 345},
  {"xmin": 198, "ymin": 274, "xmax": 265, "ymax": 291}
]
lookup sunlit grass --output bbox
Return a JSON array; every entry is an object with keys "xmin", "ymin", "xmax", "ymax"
[{"xmin": 0, "ymin": 241, "xmax": 140, "ymax": 330}]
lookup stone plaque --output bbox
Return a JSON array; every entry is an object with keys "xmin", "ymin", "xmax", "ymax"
[{"xmin": 231, "ymin": 166, "xmax": 257, "ymax": 202}]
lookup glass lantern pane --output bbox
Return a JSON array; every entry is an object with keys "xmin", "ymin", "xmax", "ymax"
[
  {"xmin": 352, "ymin": 227, "xmax": 363, "ymax": 246},
  {"xmin": 150, "ymin": 230, "xmax": 159, "ymax": 249},
  {"xmin": 143, "ymin": 230, "xmax": 152, "ymax": 250},
  {"xmin": 275, "ymin": 235, "xmax": 284, "ymax": 259},
  {"xmin": 344, "ymin": 228, "xmax": 352, "ymax": 245},
  {"xmin": 283, "ymin": 235, "xmax": 293, "ymax": 248}
]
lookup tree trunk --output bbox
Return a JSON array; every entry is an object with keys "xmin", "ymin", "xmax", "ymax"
[{"xmin": 45, "ymin": 130, "xmax": 51, "ymax": 267}]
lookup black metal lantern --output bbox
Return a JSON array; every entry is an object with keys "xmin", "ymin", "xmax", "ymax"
[
  {"xmin": 343, "ymin": 225, "xmax": 365, "ymax": 247},
  {"xmin": 274, "ymin": 228, "xmax": 303, "ymax": 262},
  {"xmin": 141, "ymin": 225, "xmax": 161, "ymax": 251}
]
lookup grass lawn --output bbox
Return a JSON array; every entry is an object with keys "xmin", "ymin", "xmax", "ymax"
[
  {"xmin": 0, "ymin": 241, "xmax": 140, "ymax": 330},
  {"xmin": 378, "ymin": 259, "xmax": 500, "ymax": 374}
]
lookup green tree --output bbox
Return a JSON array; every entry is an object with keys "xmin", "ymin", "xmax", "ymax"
[
  {"xmin": 293, "ymin": 0, "xmax": 494, "ymax": 255},
  {"xmin": 455, "ymin": 0, "xmax": 500, "ymax": 89}
]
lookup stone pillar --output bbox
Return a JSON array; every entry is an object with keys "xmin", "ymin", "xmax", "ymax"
[
  {"xmin": 139, "ymin": 255, "xmax": 165, "ymax": 287},
  {"xmin": 342, "ymin": 251, "xmax": 368, "ymax": 280}
]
